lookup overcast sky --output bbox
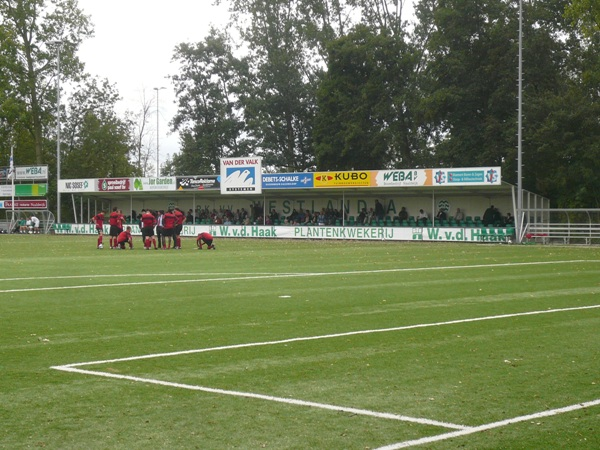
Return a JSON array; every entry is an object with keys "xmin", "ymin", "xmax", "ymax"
[{"xmin": 77, "ymin": 1, "xmax": 230, "ymax": 172}]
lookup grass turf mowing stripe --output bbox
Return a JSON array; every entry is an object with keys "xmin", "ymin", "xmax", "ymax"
[
  {"xmin": 2, "ymin": 259, "xmax": 598, "ymax": 294},
  {"xmin": 50, "ymin": 366, "xmax": 470, "ymax": 431},
  {"xmin": 51, "ymin": 304, "xmax": 600, "ymax": 368}
]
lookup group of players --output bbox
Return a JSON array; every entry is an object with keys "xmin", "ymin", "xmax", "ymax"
[{"xmin": 90, "ymin": 207, "xmax": 215, "ymax": 251}]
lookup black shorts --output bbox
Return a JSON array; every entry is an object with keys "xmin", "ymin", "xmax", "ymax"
[
  {"xmin": 162, "ymin": 228, "xmax": 174, "ymax": 238},
  {"xmin": 174, "ymin": 224, "xmax": 183, "ymax": 236},
  {"xmin": 96, "ymin": 226, "xmax": 103, "ymax": 234},
  {"xmin": 109, "ymin": 225, "xmax": 120, "ymax": 237},
  {"xmin": 141, "ymin": 226, "xmax": 154, "ymax": 238}
]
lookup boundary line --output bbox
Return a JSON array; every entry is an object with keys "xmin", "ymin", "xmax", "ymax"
[
  {"xmin": 51, "ymin": 304, "xmax": 600, "ymax": 439},
  {"xmin": 52, "ymin": 366, "xmax": 470, "ymax": 431},
  {"xmin": 52, "ymin": 304, "xmax": 600, "ymax": 367},
  {"xmin": 376, "ymin": 398, "xmax": 600, "ymax": 449},
  {"xmin": 4, "ymin": 259, "xmax": 600, "ymax": 294}
]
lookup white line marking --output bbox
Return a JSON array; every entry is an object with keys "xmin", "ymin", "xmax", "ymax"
[
  {"xmin": 50, "ymin": 366, "xmax": 470, "ymax": 431},
  {"xmin": 50, "ymin": 304, "xmax": 600, "ymax": 441},
  {"xmin": 2, "ymin": 259, "xmax": 598, "ymax": 294},
  {"xmin": 375, "ymin": 398, "xmax": 600, "ymax": 449},
  {"xmin": 53, "ymin": 304, "xmax": 600, "ymax": 368}
]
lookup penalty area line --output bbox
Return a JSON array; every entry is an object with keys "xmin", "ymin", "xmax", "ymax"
[
  {"xmin": 50, "ymin": 365, "xmax": 470, "ymax": 431},
  {"xmin": 375, "ymin": 398, "xmax": 600, "ymax": 449},
  {"xmin": 55, "ymin": 303, "xmax": 600, "ymax": 369}
]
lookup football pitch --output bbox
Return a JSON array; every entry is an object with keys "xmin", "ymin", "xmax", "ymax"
[{"xmin": 1, "ymin": 235, "xmax": 599, "ymax": 449}]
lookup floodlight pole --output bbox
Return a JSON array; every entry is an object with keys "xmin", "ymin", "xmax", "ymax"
[
  {"xmin": 516, "ymin": 0, "xmax": 523, "ymax": 242},
  {"xmin": 154, "ymin": 87, "xmax": 166, "ymax": 177},
  {"xmin": 52, "ymin": 41, "xmax": 63, "ymax": 223}
]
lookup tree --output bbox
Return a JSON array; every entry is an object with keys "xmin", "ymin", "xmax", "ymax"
[
  {"xmin": 314, "ymin": 25, "xmax": 426, "ymax": 170},
  {"xmin": 220, "ymin": 0, "xmax": 329, "ymax": 171},
  {"xmin": 0, "ymin": 0, "xmax": 93, "ymax": 165},
  {"xmin": 170, "ymin": 28, "xmax": 247, "ymax": 174},
  {"xmin": 566, "ymin": 0, "xmax": 600, "ymax": 37},
  {"xmin": 61, "ymin": 76, "xmax": 136, "ymax": 179}
]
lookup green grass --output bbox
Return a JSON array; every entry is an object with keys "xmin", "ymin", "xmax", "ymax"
[{"xmin": 1, "ymin": 235, "xmax": 599, "ymax": 449}]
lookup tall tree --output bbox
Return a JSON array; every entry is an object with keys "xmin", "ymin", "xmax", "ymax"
[
  {"xmin": 61, "ymin": 76, "xmax": 137, "ymax": 179},
  {"xmin": 170, "ymin": 28, "xmax": 246, "ymax": 174},
  {"xmin": 314, "ymin": 25, "xmax": 426, "ymax": 170},
  {"xmin": 0, "ymin": 0, "xmax": 93, "ymax": 165}
]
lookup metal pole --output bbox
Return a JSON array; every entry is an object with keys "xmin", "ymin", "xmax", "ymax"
[
  {"xmin": 55, "ymin": 42, "xmax": 63, "ymax": 223},
  {"xmin": 153, "ymin": 87, "xmax": 166, "ymax": 177},
  {"xmin": 517, "ymin": 0, "xmax": 523, "ymax": 242}
]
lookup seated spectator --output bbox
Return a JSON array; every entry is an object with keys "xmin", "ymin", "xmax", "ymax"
[
  {"xmin": 454, "ymin": 208, "xmax": 465, "ymax": 222},
  {"xmin": 504, "ymin": 212, "xmax": 515, "ymax": 226},
  {"xmin": 417, "ymin": 209, "xmax": 428, "ymax": 225},
  {"xmin": 397, "ymin": 206, "xmax": 409, "ymax": 222},
  {"xmin": 435, "ymin": 208, "xmax": 447, "ymax": 222},
  {"xmin": 357, "ymin": 208, "xmax": 367, "ymax": 225}
]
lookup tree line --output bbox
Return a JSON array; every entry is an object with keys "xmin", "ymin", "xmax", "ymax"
[{"xmin": 1, "ymin": 0, "xmax": 599, "ymax": 210}]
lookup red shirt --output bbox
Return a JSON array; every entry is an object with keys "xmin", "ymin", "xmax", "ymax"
[
  {"xmin": 109, "ymin": 211, "xmax": 119, "ymax": 226},
  {"xmin": 117, "ymin": 230, "xmax": 132, "ymax": 244},
  {"xmin": 92, "ymin": 213, "xmax": 104, "ymax": 228},
  {"xmin": 197, "ymin": 232, "xmax": 213, "ymax": 241},
  {"xmin": 141, "ymin": 212, "xmax": 156, "ymax": 228},
  {"xmin": 174, "ymin": 209, "xmax": 185, "ymax": 226},
  {"xmin": 163, "ymin": 211, "xmax": 177, "ymax": 229}
]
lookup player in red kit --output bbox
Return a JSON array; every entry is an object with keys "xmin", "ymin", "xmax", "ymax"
[
  {"xmin": 108, "ymin": 207, "xmax": 120, "ymax": 249},
  {"xmin": 140, "ymin": 209, "xmax": 158, "ymax": 249},
  {"xmin": 91, "ymin": 210, "xmax": 105, "ymax": 249},
  {"xmin": 162, "ymin": 208, "xmax": 177, "ymax": 249},
  {"xmin": 173, "ymin": 207, "xmax": 185, "ymax": 249},
  {"xmin": 117, "ymin": 226, "xmax": 133, "ymax": 249},
  {"xmin": 196, "ymin": 232, "xmax": 215, "ymax": 250}
]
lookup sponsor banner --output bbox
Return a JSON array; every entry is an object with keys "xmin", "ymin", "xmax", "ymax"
[
  {"xmin": 262, "ymin": 173, "xmax": 313, "ymax": 189},
  {"xmin": 0, "ymin": 199, "xmax": 48, "ymax": 209},
  {"xmin": 375, "ymin": 169, "xmax": 432, "ymax": 187},
  {"xmin": 15, "ymin": 165, "xmax": 49, "ymax": 180},
  {"xmin": 59, "ymin": 179, "xmax": 96, "ymax": 193},
  {"xmin": 98, "ymin": 178, "xmax": 131, "ymax": 192},
  {"xmin": 0, "ymin": 185, "xmax": 12, "ymax": 197},
  {"xmin": 14, "ymin": 184, "xmax": 47, "ymax": 196},
  {"xmin": 1, "ymin": 166, "xmax": 48, "ymax": 180},
  {"xmin": 314, "ymin": 171, "xmax": 372, "ymax": 188},
  {"xmin": 53, "ymin": 223, "xmax": 504, "ymax": 243},
  {"xmin": 132, "ymin": 177, "xmax": 176, "ymax": 191},
  {"xmin": 176, "ymin": 175, "xmax": 220, "ymax": 190},
  {"xmin": 433, "ymin": 167, "xmax": 501, "ymax": 186},
  {"xmin": 220, "ymin": 157, "xmax": 262, "ymax": 194}
]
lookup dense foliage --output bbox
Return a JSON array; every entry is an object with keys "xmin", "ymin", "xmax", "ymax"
[{"xmin": 1, "ymin": 0, "xmax": 599, "ymax": 206}]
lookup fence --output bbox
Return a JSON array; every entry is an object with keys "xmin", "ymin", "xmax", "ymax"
[{"xmin": 521, "ymin": 209, "xmax": 600, "ymax": 245}]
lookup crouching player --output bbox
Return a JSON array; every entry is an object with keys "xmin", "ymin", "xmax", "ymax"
[
  {"xmin": 117, "ymin": 226, "xmax": 134, "ymax": 250},
  {"xmin": 196, "ymin": 232, "xmax": 215, "ymax": 250}
]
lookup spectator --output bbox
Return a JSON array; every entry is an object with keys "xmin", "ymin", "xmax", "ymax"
[
  {"xmin": 357, "ymin": 208, "xmax": 367, "ymax": 225},
  {"xmin": 186, "ymin": 209, "xmax": 194, "ymax": 224},
  {"xmin": 417, "ymin": 209, "xmax": 428, "ymax": 225},
  {"xmin": 504, "ymin": 212, "xmax": 515, "ymax": 226},
  {"xmin": 397, "ymin": 206, "xmax": 409, "ymax": 222},
  {"xmin": 482, "ymin": 205, "xmax": 495, "ymax": 226},
  {"xmin": 435, "ymin": 208, "xmax": 447, "ymax": 222},
  {"xmin": 454, "ymin": 208, "xmax": 465, "ymax": 222},
  {"xmin": 374, "ymin": 199, "xmax": 385, "ymax": 221}
]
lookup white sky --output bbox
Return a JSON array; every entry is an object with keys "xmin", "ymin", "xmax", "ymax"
[{"xmin": 77, "ymin": 0, "xmax": 230, "ymax": 171}]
